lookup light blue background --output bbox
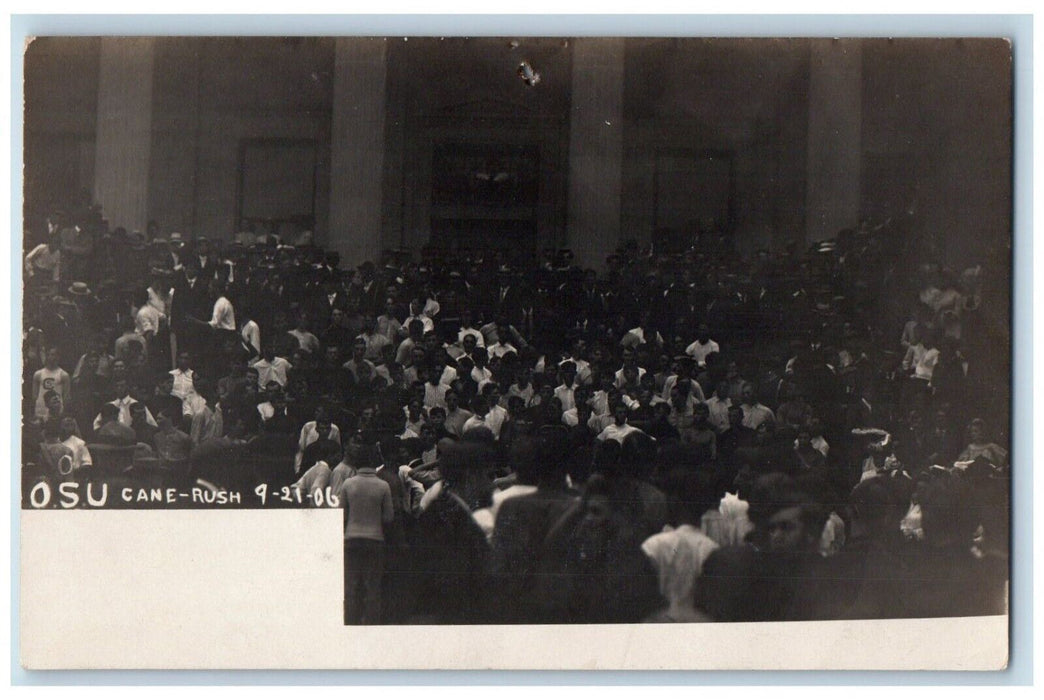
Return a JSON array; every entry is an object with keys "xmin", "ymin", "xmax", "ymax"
[{"xmin": 9, "ymin": 13, "xmax": 1033, "ymax": 685}]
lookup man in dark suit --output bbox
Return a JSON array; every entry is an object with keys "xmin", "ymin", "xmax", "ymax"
[
  {"xmin": 487, "ymin": 270, "xmax": 526, "ymax": 328},
  {"xmin": 308, "ymin": 276, "xmax": 349, "ymax": 330},
  {"xmin": 192, "ymin": 236, "xmax": 219, "ymax": 282},
  {"xmin": 169, "ymin": 259, "xmax": 213, "ymax": 366}
]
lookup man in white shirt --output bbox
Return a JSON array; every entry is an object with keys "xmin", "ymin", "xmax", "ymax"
[
  {"xmin": 662, "ymin": 357, "xmax": 706, "ymax": 403},
  {"xmin": 207, "ymin": 278, "xmax": 236, "ymax": 331},
  {"xmin": 288, "ymin": 313, "xmax": 321, "ymax": 354},
  {"xmin": 470, "ymin": 349, "xmax": 494, "ymax": 385},
  {"xmin": 488, "ymin": 337, "xmax": 518, "ymax": 359},
  {"xmin": 705, "ymin": 380, "xmax": 732, "ymax": 433},
  {"xmin": 251, "ymin": 346, "xmax": 293, "ymax": 389},
  {"xmin": 357, "ymin": 320, "xmax": 392, "ymax": 362},
  {"xmin": 563, "ymin": 338, "xmax": 594, "ymax": 385},
  {"xmin": 739, "ymin": 381, "xmax": 775, "ymax": 430},
  {"xmin": 442, "ymin": 389, "xmax": 474, "ymax": 438},
  {"xmin": 376, "ymin": 298, "xmax": 404, "ymax": 342},
  {"xmin": 596, "ymin": 403, "xmax": 647, "ymax": 444},
  {"xmin": 553, "ymin": 361, "xmax": 579, "ymax": 412},
  {"xmin": 455, "ymin": 308, "xmax": 485, "ymax": 349},
  {"xmin": 94, "ymin": 379, "xmax": 157, "ymax": 429},
  {"xmin": 403, "ymin": 298, "xmax": 435, "ymax": 335},
  {"xmin": 294, "ymin": 409, "xmax": 342, "ymax": 474},
  {"xmin": 421, "ymin": 366, "xmax": 449, "ymax": 410},
  {"xmin": 170, "ymin": 352, "xmax": 197, "ymax": 400},
  {"xmin": 613, "ymin": 346, "xmax": 647, "ymax": 389},
  {"xmin": 59, "ymin": 416, "xmax": 93, "ymax": 471},
  {"xmin": 134, "ymin": 289, "xmax": 164, "ymax": 338},
  {"xmin": 462, "ymin": 392, "xmax": 506, "ymax": 440},
  {"xmin": 685, "ymin": 324, "xmax": 720, "ymax": 367}
]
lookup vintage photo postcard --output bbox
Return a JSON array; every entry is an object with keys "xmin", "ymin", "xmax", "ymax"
[{"xmin": 18, "ymin": 35, "xmax": 1012, "ymax": 670}]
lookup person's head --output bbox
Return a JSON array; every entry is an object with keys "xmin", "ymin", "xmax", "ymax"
[
  {"xmin": 177, "ymin": 351, "xmax": 191, "ymax": 371},
  {"xmin": 99, "ymin": 403, "xmax": 120, "ymax": 425},
  {"xmin": 444, "ymin": 388, "xmax": 459, "ymax": 412},
  {"xmin": 613, "ymin": 402, "xmax": 630, "ymax": 426},
  {"xmin": 422, "ymin": 330, "xmax": 440, "ymax": 352},
  {"xmin": 471, "ymin": 393, "xmax": 490, "ymax": 417},
  {"xmin": 129, "ymin": 401, "xmax": 148, "ymax": 425},
  {"xmin": 763, "ymin": 490, "xmax": 828, "ymax": 553},
  {"xmin": 352, "ymin": 337, "xmax": 367, "ymax": 360},
  {"xmin": 740, "ymin": 381, "xmax": 755, "ymax": 405},
  {"xmin": 71, "ymin": 348, "xmax": 97, "ymax": 377},
  {"xmin": 43, "ymin": 390, "xmax": 62, "ymax": 416},
  {"xmin": 481, "ymin": 381, "xmax": 500, "ymax": 405},
  {"xmin": 183, "ymin": 258, "xmax": 200, "ymax": 280},
  {"xmin": 694, "ymin": 401, "xmax": 710, "ymax": 424},
  {"xmin": 495, "ymin": 320, "xmax": 511, "ymax": 342},
  {"xmin": 696, "ymin": 323, "xmax": 711, "ymax": 343},
  {"xmin": 409, "ymin": 298, "xmax": 424, "ymax": 316},
  {"xmin": 356, "ymin": 361, "xmax": 373, "ymax": 384},
  {"xmin": 114, "ymin": 378, "xmax": 130, "ymax": 398},
  {"xmin": 323, "ymin": 345, "xmax": 341, "ymax": 366},
  {"xmin": 418, "ymin": 423, "xmax": 437, "ymax": 449},
  {"xmin": 407, "ymin": 319, "xmax": 424, "ymax": 340},
  {"xmin": 428, "ymin": 405, "xmax": 446, "ymax": 429},
  {"xmin": 44, "ymin": 346, "xmax": 60, "ymax": 369},
  {"xmin": 714, "ymin": 379, "xmax": 730, "ymax": 401},
  {"xmin": 462, "ymin": 333, "xmax": 478, "ymax": 355},
  {"xmin": 848, "ymin": 476, "xmax": 912, "ymax": 542},
  {"xmin": 314, "ymin": 407, "xmax": 332, "ymax": 437},
  {"xmin": 227, "ymin": 354, "xmax": 247, "ymax": 377},
  {"xmin": 504, "ymin": 394, "xmax": 524, "ymax": 417},
  {"xmin": 727, "ymin": 404, "xmax": 744, "ymax": 428},
  {"xmin": 559, "ymin": 360, "xmax": 577, "ymax": 386},
  {"xmin": 621, "ymin": 346, "xmax": 636, "ymax": 366},
  {"xmin": 968, "ymin": 418, "xmax": 986, "ymax": 444},
  {"xmin": 670, "ymin": 382, "xmax": 690, "ymax": 410},
  {"xmin": 244, "ymin": 367, "xmax": 260, "ymax": 393},
  {"xmin": 59, "ymin": 416, "xmax": 78, "ymax": 441}
]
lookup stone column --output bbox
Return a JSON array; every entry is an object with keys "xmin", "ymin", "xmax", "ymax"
[
  {"xmin": 805, "ymin": 39, "xmax": 862, "ymax": 243},
  {"xmin": 328, "ymin": 38, "xmax": 387, "ymax": 267},
  {"xmin": 94, "ymin": 38, "xmax": 154, "ymax": 234},
  {"xmin": 567, "ymin": 38, "xmax": 625, "ymax": 271}
]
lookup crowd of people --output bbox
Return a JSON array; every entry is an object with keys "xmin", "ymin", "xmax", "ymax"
[{"xmin": 22, "ymin": 201, "xmax": 1010, "ymax": 624}]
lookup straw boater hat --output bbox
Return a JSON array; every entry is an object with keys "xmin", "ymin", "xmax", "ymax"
[
  {"xmin": 67, "ymin": 282, "xmax": 92, "ymax": 297},
  {"xmin": 168, "ymin": 232, "xmax": 185, "ymax": 248}
]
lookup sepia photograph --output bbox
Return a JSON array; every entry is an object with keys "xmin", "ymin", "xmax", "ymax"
[{"xmin": 19, "ymin": 32, "xmax": 1013, "ymax": 657}]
